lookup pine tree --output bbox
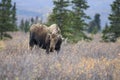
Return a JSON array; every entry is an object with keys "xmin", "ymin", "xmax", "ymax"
[
  {"xmin": 19, "ymin": 19, "xmax": 25, "ymax": 31},
  {"xmin": 102, "ymin": 23, "xmax": 109, "ymax": 41},
  {"xmin": 12, "ymin": 2, "xmax": 17, "ymax": 31},
  {"xmin": 19, "ymin": 19, "xmax": 30, "ymax": 33},
  {"xmin": 48, "ymin": 0, "xmax": 69, "ymax": 36},
  {"xmin": 31, "ymin": 17, "xmax": 34, "ymax": 25},
  {"xmin": 103, "ymin": 23, "xmax": 109, "ymax": 34},
  {"xmin": 94, "ymin": 13, "xmax": 101, "ymax": 31},
  {"xmin": 0, "ymin": 0, "xmax": 6, "ymax": 39},
  {"xmin": 0, "ymin": 1, "xmax": 3, "ymax": 39},
  {"xmin": 0, "ymin": 0, "xmax": 17, "ymax": 39},
  {"xmin": 102, "ymin": 0, "xmax": 120, "ymax": 42},
  {"xmin": 4, "ymin": 0, "xmax": 13, "ymax": 31},
  {"xmin": 24, "ymin": 19, "xmax": 30, "ymax": 33},
  {"xmin": 62, "ymin": 11, "xmax": 75, "ymax": 38},
  {"xmin": 71, "ymin": 0, "xmax": 90, "ymax": 40},
  {"xmin": 109, "ymin": 0, "xmax": 120, "ymax": 38},
  {"xmin": 88, "ymin": 13, "xmax": 101, "ymax": 34}
]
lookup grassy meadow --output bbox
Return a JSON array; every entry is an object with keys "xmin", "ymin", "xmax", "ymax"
[{"xmin": 0, "ymin": 32, "xmax": 120, "ymax": 80}]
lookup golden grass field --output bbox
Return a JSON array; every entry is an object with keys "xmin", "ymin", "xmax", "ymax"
[{"xmin": 0, "ymin": 32, "xmax": 120, "ymax": 80}]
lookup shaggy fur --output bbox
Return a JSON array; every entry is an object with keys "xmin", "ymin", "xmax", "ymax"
[
  {"xmin": 48, "ymin": 24, "xmax": 62, "ymax": 53},
  {"xmin": 29, "ymin": 23, "xmax": 50, "ymax": 53},
  {"xmin": 29, "ymin": 23, "xmax": 62, "ymax": 54},
  {"xmin": 48, "ymin": 24, "xmax": 61, "ymax": 34}
]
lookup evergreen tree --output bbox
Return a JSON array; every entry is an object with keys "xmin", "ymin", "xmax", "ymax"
[
  {"xmin": 24, "ymin": 19, "xmax": 30, "ymax": 33},
  {"xmin": 94, "ymin": 13, "xmax": 101, "ymax": 31},
  {"xmin": 48, "ymin": 0, "xmax": 69, "ymax": 36},
  {"xmin": 47, "ymin": 0, "xmax": 91, "ymax": 42},
  {"xmin": 31, "ymin": 17, "xmax": 34, "ymax": 25},
  {"xmin": 19, "ymin": 19, "xmax": 25, "ymax": 31},
  {"xmin": 71, "ymin": 0, "xmax": 90, "ymax": 40},
  {"xmin": 88, "ymin": 13, "xmax": 101, "ymax": 34},
  {"xmin": 102, "ymin": 23, "xmax": 110, "ymax": 38},
  {"xmin": 0, "ymin": 1, "xmax": 3, "ymax": 39},
  {"xmin": 102, "ymin": 0, "xmax": 120, "ymax": 42},
  {"xmin": 12, "ymin": 2, "xmax": 17, "ymax": 30},
  {"xmin": 19, "ymin": 19, "xmax": 30, "ymax": 33},
  {"xmin": 61, "ymin": 11, "xmax": 75, "ymax": 38},
  {"xmin": 103, "ymin": 23, "xmax": 109, "ymax": 33},
  {"xmin": 0, "ymin": 0, "xmax": 17, "ymax": 39},
  {"xmin": 102, "ymin": 23, "xmax": 116, "ymax": 42}
]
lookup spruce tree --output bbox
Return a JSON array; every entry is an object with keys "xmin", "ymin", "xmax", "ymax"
[
  {"xmin": 19, "ymin": 19, "xmax": 25, "ymax": 31},
  {"xmin": 4, "ymin": 0, "xmax": 13, "ymax": 31},
  {"xmin": 0, "ymin": 0, "xmax": 7, "ymax": 39},
  {"xmin": 31, "ymin": 17, "xmax": 34, "ymax": 25},
  {"xmin": 24, "ymin": 20, "xmax": 30, "ymax": 33},
  {"xmin": 0, "ymin": 0, "xmax": 17, "ymax": 39},
  {"xmin": 12, "ymin": 2, "xmax": 17, "ymax": 31},
  {"xmin": 88, "ymin": 13, "xmax": 101, "ymax": 34},
  {"xmin": 102, "ymin": 0, "xmax": 120, "ymax": 42},
  {"xmin": 71, "ymin": 0, "xmax": 90, "ymax": 40},
  {"xmin": 19, "ymin": 19, "xmax": 30, "ymax": 33},
  {"xmin": 0, "ymin": 1, "xmax": 3, "ymax": 39},
  {"xmin": 102, "ymin": 23, "xmax": 110, "ymax": 42},
  {"xmin": 94, "ymin": 13, "xmax": 101, "ymax": 32}
]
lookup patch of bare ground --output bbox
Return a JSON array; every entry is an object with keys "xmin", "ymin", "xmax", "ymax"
[{"xmin": 0, "ymin": 32, "xmax": 120, "ymax": 80}]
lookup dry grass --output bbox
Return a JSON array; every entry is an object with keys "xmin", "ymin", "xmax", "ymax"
[
  {"xmin": 0, "ymin": 41, "xmax": 5, "ymax": 50},
  {"xmin": 0, "ymin": 32, "xmax": 120, "ymax": 80}
]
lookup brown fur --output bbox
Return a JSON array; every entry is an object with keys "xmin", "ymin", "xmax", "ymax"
[
  {"xmin": 48, "ymin": 24, "xmax": 62, "ymax": 52},
  {"xmin": 29, "ymin": 23, "xmax": 50, "ymax": 53},
  {"xmin": 29, "ymin": 23, "xmax": 62, "ymax": 54}
]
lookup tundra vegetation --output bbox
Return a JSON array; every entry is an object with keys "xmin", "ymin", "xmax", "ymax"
[
  {"xmin": 0, "ymin": 0, "xmax": 120, "ymax": 80},
  {"xmin": 0, "ymin": 32, "xmax": 120, "ymax": 80}
]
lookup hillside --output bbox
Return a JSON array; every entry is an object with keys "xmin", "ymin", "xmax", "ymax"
[{"xmin": 0, "ymin": 32, "xmax": 120, "ymax": 80}]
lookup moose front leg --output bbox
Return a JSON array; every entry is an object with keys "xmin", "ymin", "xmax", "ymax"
[{"xmin": 46, "ymin": 45, "xmax": 50, "ymax": 54}]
